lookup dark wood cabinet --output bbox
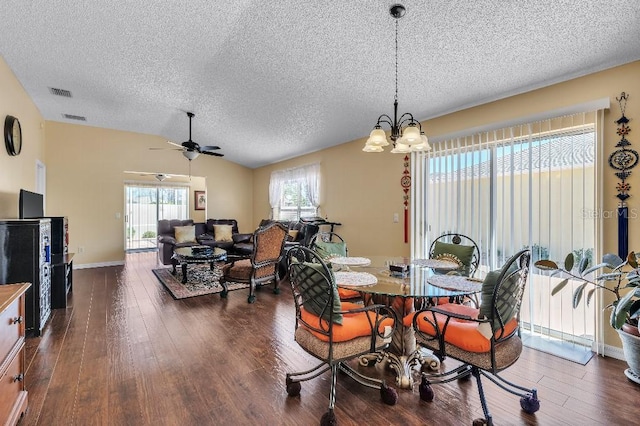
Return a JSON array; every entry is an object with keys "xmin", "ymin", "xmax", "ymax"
[
  {"xmin": 51, "ymin": 253, "xmax": 73, "ymax": 309},
  {"xmin": 0, "ymin": 219, "xmax": 52, "ymax": 336}
]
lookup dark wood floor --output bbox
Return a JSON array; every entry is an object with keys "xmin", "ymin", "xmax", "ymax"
[{"xmin": 20, "ymin": 252, "xmax": 640, "ymax": 425}]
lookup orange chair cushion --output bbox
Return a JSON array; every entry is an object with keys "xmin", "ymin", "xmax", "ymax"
[
  {"xmin": 338, "ymin": 287, "xmax": 361, "ymax": 300},
  {"xmin": 300, "ymin": 306, "xmax": 394, "ymax": 343},
  {"xmin": 404, "ymin": 303, "xmax": 518, "ymax": 353}
]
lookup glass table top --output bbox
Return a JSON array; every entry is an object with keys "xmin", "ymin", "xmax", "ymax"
[{"xmin": 336, "ymin": 265, "xmax": 484, "ymax": 298}]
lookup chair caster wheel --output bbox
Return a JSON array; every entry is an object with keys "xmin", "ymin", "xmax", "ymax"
[
  {"xmin": 286, "ymin": 378, "xmax": 301, "ymax": 397},
  {"xmin": 419, "ymin": 376, "xmax": 434, "ymax": 402},
  {"xmin": 220, "ymin": 290, "xmax": 228, "ymax": 298},
  {"xmin": 320, "ymin": 410, "xmax": 337, "ymax": 426},
  {"xmin": 520, "ymin": 394, "xmax": 540, "ymax": 414},
  {"xmin": 273, "ymin": 287, "xmax": 281, "ymax": 295},
  {"xmin": 472, "ymin": 418, "xmax": 489, "ymax": 426},
  {"xmin": 247, "ymin": 295, "xmax": 256, "ymax": 303},
  {"xmin": 380, "ymin": 381, "xmax": 398, "ymax": 405}
]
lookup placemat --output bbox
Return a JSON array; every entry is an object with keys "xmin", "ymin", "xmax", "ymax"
[
  {"xmin": 427, "ymin": 275, "xmax": 483, "ymax": 293},
  {"xmin": 412, "ymin": 258, "xmax": 460, "ymax": 270},
  {"xmin": 334, "ymin": 271, "xmax": 378, "ymax": 286},
  {"xmin": 329, "ymin": 256, "xmax": 372, "ymax": 267}
]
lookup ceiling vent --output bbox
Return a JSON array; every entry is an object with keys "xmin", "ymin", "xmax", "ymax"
[
  {"xmin": 62, "ymin": 114, "xmax": 86, "ymax": 121},
  {"xmin": 49, "ymin": 87, "xmax": 72, "ymax": 97}
]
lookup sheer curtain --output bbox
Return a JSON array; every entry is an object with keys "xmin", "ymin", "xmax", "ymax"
[
  {"xmin": 269, "ymin": 163, "xmax": 321, "ymax": 219},
  {"xmin": 412, "ymin": 100, "xmax": 608, "ymax": 353}
]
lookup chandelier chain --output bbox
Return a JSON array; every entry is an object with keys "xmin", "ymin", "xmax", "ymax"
[{"xmin": 395, "ymin": 18, "xmax": 399, "ymax": 102}]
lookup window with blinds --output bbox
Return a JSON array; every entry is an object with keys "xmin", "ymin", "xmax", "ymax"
[{"xmin": 411, "ymin": 108, "xmax": 605, "ymax": 354}]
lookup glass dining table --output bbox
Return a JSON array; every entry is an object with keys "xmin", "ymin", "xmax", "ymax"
[{"xmin": 334, "ymin": 260, "xmax": 484, "ymax": 389}]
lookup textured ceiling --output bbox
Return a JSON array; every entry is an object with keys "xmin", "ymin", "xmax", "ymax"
[{"xmin": 2, "ymin": 1, "xmax": 640, "ymax": 168}]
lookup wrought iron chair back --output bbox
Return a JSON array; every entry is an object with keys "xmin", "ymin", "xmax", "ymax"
[
  {"xmin": 411, "ymin": 249, "xmax": 539, "ymax": 425},
  {"xmin": 429, "ymin": 232, "xmax": 480, "ymax": 277},
  {"xmin": 285, "ymin": 246, "xmax": 399, "ymax": 424}
]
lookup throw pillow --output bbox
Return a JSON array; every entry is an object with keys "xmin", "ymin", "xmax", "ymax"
[
  {"xmin": 174, "ymin": 225, "xmax": 196, "ymax": 243},
  {"xmin": 288, "ymin": 229, "xmax": 299, "ymax": 241},
  {"xmin": 432, "ymin": 241, "xmax": 475, "ymax": 276},
  {"xmin": 313, "ymin": 241, "xmax": 347, "ymax": 260},
  {"xmin": 292, "ymin": 261, "xmax": 343, "ymax": 325},
  {"xmin": 213, "ymin": 224, "xmax": 233, "ymax": 242}
]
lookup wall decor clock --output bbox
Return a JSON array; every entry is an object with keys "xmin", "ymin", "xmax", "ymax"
[{"xmin": 4, "ymin": 115, "xmax": 22, "ymax": 156}]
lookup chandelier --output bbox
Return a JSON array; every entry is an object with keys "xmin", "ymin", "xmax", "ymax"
[{"xmin": 363, "ymin": 4, "xmax": 430, "ymax": 154}]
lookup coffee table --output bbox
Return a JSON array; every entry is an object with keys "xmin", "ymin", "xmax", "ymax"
[{"xmin": 171, "ymin": 246, "xmax": 227, "ymax": 284}]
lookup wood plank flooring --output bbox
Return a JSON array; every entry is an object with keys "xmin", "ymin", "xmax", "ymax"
[{"xmin": 20, "ymin": 252, "xmax": 640, "ymax": 425}]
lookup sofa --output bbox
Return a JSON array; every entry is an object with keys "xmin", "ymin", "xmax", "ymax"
[{"xmin": 157, "ymin": 219, "xmax": 253, "ymax": 265}]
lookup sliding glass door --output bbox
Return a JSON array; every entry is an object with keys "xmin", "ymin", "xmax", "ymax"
[
  {"xmin": 124, "ymin": 184, "xmax": 189, "ymax": 251},
  {"xmin": 412, "ymin": 111, "xmax": 601, "ymax": 351}
]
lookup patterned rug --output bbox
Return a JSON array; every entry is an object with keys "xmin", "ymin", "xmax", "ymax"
[{"xmin": 152, "ymin": 263, "xmax": 248, "ymax": 300}]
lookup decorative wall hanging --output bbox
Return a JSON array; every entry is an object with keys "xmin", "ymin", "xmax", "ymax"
[
  {"xmin": 608, "ymin": 92, "xmax": 635, "ymax": 258},
  {"xmin": 401, "ymin": 155, "xmax": 411, "ymax": 243}
]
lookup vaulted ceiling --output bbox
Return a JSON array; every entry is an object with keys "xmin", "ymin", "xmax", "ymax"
[{"xmin": 2, "ymin": 1, "xmax": 640, "ymax": 168}]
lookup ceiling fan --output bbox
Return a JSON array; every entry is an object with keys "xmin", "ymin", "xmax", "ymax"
[{"xmin": 151, "ymin": 112, "xmax": 224, "ymax": 160}]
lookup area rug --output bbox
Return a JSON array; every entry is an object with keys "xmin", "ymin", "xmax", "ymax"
[{"xmin": 152, "ymin": 263, "xmax": 248, "ymax": 300}]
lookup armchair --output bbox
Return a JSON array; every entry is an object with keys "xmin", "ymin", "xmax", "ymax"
[
  {"xmin": 408, "ymin": 249, "xmax": 539, "ymax": 425},
  {"xmin": 285, "ymin": 246, "xmax": 398, "ymax": 424},
  {"xmin": 220, "ymin": 222, "xmax": 288, "ymax": 303}
]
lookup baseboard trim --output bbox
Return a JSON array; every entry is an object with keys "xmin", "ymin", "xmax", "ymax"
[
  {"xmin": 595, "ymin": 342, "xmax": 626, "ymax": 361},
  {"xmin": 74, "ymin": 260, "xmax": 125, "ymax": 269}
]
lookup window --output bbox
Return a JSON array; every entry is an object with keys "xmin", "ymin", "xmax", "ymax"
[
  {"xmin": 412, "ymin": 106, "xmax": 606, "ymax": 354},
  {"xmin": 269, "ymin": 163, "xmax": 320, "ymax": 221}
]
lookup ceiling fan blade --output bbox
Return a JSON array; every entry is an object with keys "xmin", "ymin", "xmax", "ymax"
[
  {"xmin": 200, "ymin": 145, "xmax": 220, "ymax": 151},
  {"xmin": 201, "ymin": 151, "xmax": 224, "ymax": 157},
  {"xmin": 149, "ymin": 147, "xmax": 182, "ymax": 151},
  {"xmin": 182, "ymin": 140, "xmax": 199, "ymax": 150},
  {"xmin": 167, "ymin": 140, "xmax": 183, "ymax": 148}
]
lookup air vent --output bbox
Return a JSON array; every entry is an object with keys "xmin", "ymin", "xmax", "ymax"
[
  {"xmin": 49, "ymin": 87, "xmax": 72, "ymax": 97},
  {"xmin": 62, "ymin": 114, "xmax": 86, "ymax": 121}
]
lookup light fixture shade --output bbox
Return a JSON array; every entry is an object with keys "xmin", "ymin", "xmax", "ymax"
[
  {"xmin": 183, "ymin": 150, "xmax": 199, "ymax": 160},
  {"xmin": 362, "ymin": 144, "xmax": 384, "ymax": 153},
  {"xmin": 367, "ymin": 128, "xmax": 390, "ymax": 146},
  {"xmin": 390, "ymin": 142, "xmax": 411, "ymax": 153},
  {"xmin": 400, "ymin": 124, "xmax": 421, "ymax": 145}
]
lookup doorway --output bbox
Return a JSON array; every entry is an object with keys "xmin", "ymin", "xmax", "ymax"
[{"xmin": 124, "ymin": 183, "xmax": 189, "ymax": 251}]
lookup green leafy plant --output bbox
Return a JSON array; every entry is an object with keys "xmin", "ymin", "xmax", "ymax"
[
  {"xmin": 535, "ymin": 252, "xmax": 640, "ymax": 329},
  {"xmin": 142, "ymin": 231, "xmax": 156, "ymax": 238}
]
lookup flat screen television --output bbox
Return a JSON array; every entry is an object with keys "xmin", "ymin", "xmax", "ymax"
[{"xmin": 19, "ymin": 189, "xmax": 44, "ymax": 219}]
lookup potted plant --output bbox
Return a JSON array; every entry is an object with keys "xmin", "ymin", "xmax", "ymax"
[{"xmin": 535, "ymin": 252, "xmax": 640, "ymax": 384}]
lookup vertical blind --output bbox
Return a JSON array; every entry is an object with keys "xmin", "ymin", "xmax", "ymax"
[{"xmin": 411, "ymin": 107, "xmax": 606, "ymax": 350}]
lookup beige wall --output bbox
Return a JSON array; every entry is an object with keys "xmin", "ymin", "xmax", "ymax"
[
  {"xmin": 45, "ymin": 122, "xmax": 253, "ymax": 266},
  {"xmin": 254, "ymin": 61, "xmax": 640, "ymax": 347},
  {"xmin": 0, "ymin": 56, "xmax": 46, "ymax": 217},
  {"xmin": 254, "ymin": 61, "xmax": 640, "ymax": 262}
]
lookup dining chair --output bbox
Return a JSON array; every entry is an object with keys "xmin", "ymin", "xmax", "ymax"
[
  {"xmin": 285, "ymin": 246, "xmax": 398, "ymax": 425},
  {"xmin": 429, "ymin": 233, "xmax": 481, "ymax": 277},
  {"xmin": 219, "ymin": 221, "xmax": 288, "ymax": 303},
  {"xmin": 309, "ymin": 232, "xmax": 361, "ymax": 301},
  {"xmin": 407, "ymin": 249, "xmax": 539, "ymax": 426}
]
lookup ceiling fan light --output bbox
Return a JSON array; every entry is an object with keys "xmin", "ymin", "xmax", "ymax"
[{"xmin": 183, "ymin": 150, "xmax": 199, "ymax": 160}]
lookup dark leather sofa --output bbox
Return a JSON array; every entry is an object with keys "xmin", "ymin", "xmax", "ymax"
[{"xmin": 157, "ymin": 219, "xmax": 252, "ymax": 265}]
